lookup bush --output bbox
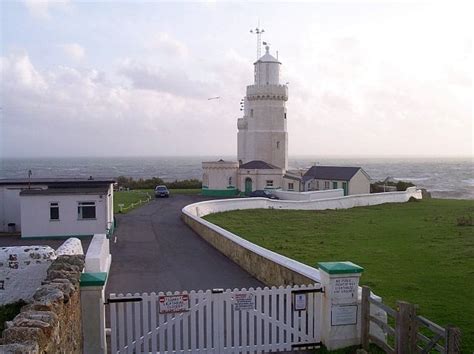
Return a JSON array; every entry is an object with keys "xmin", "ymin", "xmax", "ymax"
[
  {"xmin": 116, "ymin": 176, "xmax": 201, "ymax": 190},
  {"xmin": 396, "ymin": 180, "xmax": 415, "ymax": 191}
]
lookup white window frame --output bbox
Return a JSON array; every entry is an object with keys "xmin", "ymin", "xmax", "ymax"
[
  {"xmin": 78, "ymin": 201, "xmax": 96, "ymax": 220},
  {"xmin": 266, "ymin": 180, "xmax": 274, "ymax": 188},
  {"xmin": 324, "ymin": 181, "xmax": 330, "ymax": 189},
  {"xmin": 49, "ymin": 202, "xmax": 59, "ymax": 221},
  {"xmin": 288, "ymin": 182, "xmax": 294, "ymax": 191}
]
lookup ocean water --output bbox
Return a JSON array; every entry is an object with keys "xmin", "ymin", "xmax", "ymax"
[{"xmin": 0, "ymin": 156, "xmax": 472, "ymax": 200}]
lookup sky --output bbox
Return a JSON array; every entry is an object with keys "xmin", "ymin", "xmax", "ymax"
[{"xmin": 0, "ymin": 0, "xmax": 472, "ymax": 158}]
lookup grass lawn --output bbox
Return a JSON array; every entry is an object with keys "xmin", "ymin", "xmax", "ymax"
[
  {"xmin": 204, "ymin": 199, "xmax": 474, "ymax": 352},
  {"xmin": 114, "ymin": 189, "xmax": 153, "ymax": 213},
  {"xmin": 114, "ymin": 188, "xmax": 201, "ymax": 213}
]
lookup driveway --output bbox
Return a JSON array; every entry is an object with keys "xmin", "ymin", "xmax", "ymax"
[{"xmin": 106, "ymin": 194, "xmax": 262, "ymax": 295}]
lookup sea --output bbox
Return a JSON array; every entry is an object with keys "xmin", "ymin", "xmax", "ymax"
[{"xmin": 0, "ymin": 156, "xmax": 473, "ymax": 200}]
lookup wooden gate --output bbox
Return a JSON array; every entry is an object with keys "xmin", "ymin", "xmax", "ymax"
[{"xmin": 109, "ymin": 284, "xmax": 322, "ymax": 353}]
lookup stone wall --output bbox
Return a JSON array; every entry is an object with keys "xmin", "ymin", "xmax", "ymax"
[{"xmin": 0, "ymin": 254, "xmax": 85, "ymax": 353}]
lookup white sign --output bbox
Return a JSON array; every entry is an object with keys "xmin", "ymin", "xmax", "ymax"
[
  {"xmin": 159, "ymin": 294, "xmax": 189, "ymax": 314},
  {"xmin": 293, "ymin": 293, "xmax": 307, "ymax": 311},
  {"xmin": 331, "ymin": 305, "xmax": 358, "ymax": 326},
  {"xmin": 332, "ymin": 278, "xmax": 358, "ymax": 299},
  {"xmin": 233, "ymin": 293, "xmax": 255, "ymax": 311}
]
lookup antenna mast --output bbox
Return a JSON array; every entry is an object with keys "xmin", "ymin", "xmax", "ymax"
[{"xmin": 249, "ymin": 25, "xmax": 265, "ymax": 60}]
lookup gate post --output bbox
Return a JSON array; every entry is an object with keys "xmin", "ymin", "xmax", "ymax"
[
  {"xmin": 80, "ymin": 234, "xmax": 112, "ymax": 354},
  {"xmin": 318, "ymin": 261, "xmax": 364, "ymax": 351},
  {"xmin": 80, "ymin": 273, "xmax": 108, "ymax": 354}
]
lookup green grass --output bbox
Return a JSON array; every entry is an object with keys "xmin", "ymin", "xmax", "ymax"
[
  {"xmin": 204, "ymin": 199, "xmax": 474, "ymax": 352},
  {"xmin": 169, "ymin": 188, "xmax": 201, "ymax": 195},
  {"xmin": 114, "ymin": 189, "xmax": 152, "ymax": 213}
]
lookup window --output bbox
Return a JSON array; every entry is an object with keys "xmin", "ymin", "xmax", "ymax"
[
  {"xmin": 324, "ymin": 181, "xmax": 330, "ymax": 189},
  {"xmin": 266, "ymin": 180, "xmax": 274, "ymax": 187},
  {"xmin": 78, "ymin": 202, "xmax": 96, "ymax": 220},
  {"xmin": 333, "ymin": 181, "xmax": 338, "ymax": 189},
  {"xmin": 228, "ymin": 177, "xmax": 232, "ymax": 186},
  {"xmin": 316, "ymin": 181, "xmax": 320, "ymax": 190},
  {"xmin": 50, "ymin": 202, "xmax": 59, "ymax": 220},
  {"xmin": 288, "ymin": 183, "xmax": 294, "ymax": 191},
  {"xmin": 276, "ymin": 141, "xmax": 280, "ymax": 149},
  {"xmin": 250, "ymin": 109, "xmax": 254, "ymax": 117},
  {"xmin": 284, "ymin": 113, "xmax": 287, "ymax": 119}
]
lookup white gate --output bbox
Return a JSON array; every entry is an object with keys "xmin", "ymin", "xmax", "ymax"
[{"xmin": 109, "ymin": 284, "xmax": 322, "ymax": 354}]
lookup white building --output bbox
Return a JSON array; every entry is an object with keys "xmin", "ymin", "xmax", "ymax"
[
  {"xmin": 303, "ymin": 166, "xmax": 371, "ymax": 196},
  {"xmin": 203, "ymin": 46, "xmax": 299, "ymax": 196},
  {"xmin": 0, "ymin": 178, "xmax": 115, "ymax": 238}
]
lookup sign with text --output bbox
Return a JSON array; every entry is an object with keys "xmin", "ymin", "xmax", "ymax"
[
  {"xmin": 159, "ymin": 294, "xmax": 189, "ymax": 314},
  {"xmin": 233, "ymin": 292, "xmax": 255, "ymax": 311},
  {"xmin": 331, "ymin": 278, "xmax": 358, "ymax": 299},
  {"xmin": 293, "ymin": 293, "xmax": 307, "ymax": 311},
  {"xmin": 331, "ymin": 304, "xmax": 358, "ymax": 326}
]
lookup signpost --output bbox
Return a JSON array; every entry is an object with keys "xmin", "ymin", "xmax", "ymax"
[{"xmin": 159, "ymin": 294, "xmax": 189, "ymax": 314}]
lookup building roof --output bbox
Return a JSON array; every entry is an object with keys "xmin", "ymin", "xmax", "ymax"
[
  {"xmin": 303, "ymin": 166, "xmax": 365, "ymax": 182},
  {"xmin": 254, "ymin": 46, "xmax": 281, "ymax": 65},
  {"xmin": 0, "ymin": 177, "xmax": 116, "ymax": 186},
  {"xmin": 283, "ymin": 173, "xmax": 302, "ymax": 181},
  {"xmin": 19, "ymin": 187, "xmax": 109, "ymax": 196},
  {"xmin": 240, "ymin": 160, "xmax": 280, "ymax": 170}
]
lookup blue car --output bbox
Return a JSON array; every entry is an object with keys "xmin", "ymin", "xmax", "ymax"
[{"xmin": 154, "ymin": 185, "xmax": 170, "ymax": 198}]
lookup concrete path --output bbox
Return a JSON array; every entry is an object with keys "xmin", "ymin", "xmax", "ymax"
[{"xmin": 106, "ymin": 194, "xmax": 262, "ymax": 295}]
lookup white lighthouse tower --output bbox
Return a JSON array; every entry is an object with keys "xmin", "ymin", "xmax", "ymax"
[{"xmin": 237, "ymin": 45, "xmax": 289, "ymax": 170}]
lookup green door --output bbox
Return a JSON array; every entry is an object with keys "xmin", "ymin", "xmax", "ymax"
[
  {"xmin": 245, "ymin": 178, "xmax": 253, "ymax": 194},
  {"xmin": 342, "ymin": 182, "xmax": 348, "ymax": 196},
  {"xmin": 332, "ymin": 181, "xmax": 338, "ymax": 189}
]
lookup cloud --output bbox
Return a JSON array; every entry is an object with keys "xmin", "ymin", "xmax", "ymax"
[
  {"xmin": 23, "ymin": 0, "xmax": 70, "ymax": 20},
  {"xmin": 118, "ymin": 60, "xmax": 217, "ymax": 99},
  {"xmin": 0, "ymin": 53, "xmax": 236, "ymax": 157},
  {"xmin": 61, "ymin": 43, "xmax": 85, "ymax": 61},
  {"xmin": 145, "ymin": 32, "xmax": 188, "ymax": 58}
]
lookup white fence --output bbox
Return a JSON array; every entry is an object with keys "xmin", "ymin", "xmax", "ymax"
[{"xmin": 109, "ymin": 284, "xmax": 322, "ymax": 354}]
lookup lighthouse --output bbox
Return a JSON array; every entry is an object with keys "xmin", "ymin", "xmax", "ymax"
[
  {"xmin": 237, "ymin": 45, "xmax": 288, "ymax": 170},
  {"xmin": 202, "ymin": 43, "xmax": 302, "ymax": 196}
]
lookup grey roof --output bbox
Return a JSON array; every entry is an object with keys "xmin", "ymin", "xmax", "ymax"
[
  {"xmin": 303, "ymin": 166, "xmax": 364, "ymax": 182},
  {"xmin": 20, "ymin": 187, "xmax": 109, "ymax": 196},
  {"xmin": 0, "ymin": 177, "xmax": 116, "ymax": 186},
  {"xmin": 240, "ymin": 160, "xmax": 280, "ymax": 170},
  {"xmin": 283, "ymin": 173, "xmax": 302, "ymax": 181}
]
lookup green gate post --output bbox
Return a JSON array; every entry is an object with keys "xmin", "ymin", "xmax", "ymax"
[{"xmin": 318, "ymin": 261, "xmax": 364, "ymax": 350}]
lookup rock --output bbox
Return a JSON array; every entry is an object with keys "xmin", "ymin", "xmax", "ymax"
[
  {"xmin": 55, "ymin": 238, "xmax": 83, "ymax": 256},
  {"xmin": 0, "ymin": 341, "xmax": 39, "ymax": 354}
]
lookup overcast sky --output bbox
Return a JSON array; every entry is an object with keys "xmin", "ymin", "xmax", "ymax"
[{"xmin": 0, "ymin": 1, "xmax": 472, "ymax": 158}]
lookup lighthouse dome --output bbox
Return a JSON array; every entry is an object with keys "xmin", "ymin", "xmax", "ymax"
[{"xmin": 254, "ymin": 46, "xmax": 281, "ymax": 86}]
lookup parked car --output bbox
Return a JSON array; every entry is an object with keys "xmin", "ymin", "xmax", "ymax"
[
  {"xmin": 248, "ymin": 190, "xmax": 279, "ymax": 199},
  {"xmin": 154, "ymin": 185, "xmax": 170, "ymax": 198}
]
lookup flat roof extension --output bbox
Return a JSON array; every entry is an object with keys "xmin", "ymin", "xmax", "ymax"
[{"xmin": 0, "ymin": 177, "xmax": 116, "ymax": 186}]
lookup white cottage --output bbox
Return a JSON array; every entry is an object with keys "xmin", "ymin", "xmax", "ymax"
[
  {"xmin": 303, "ymin": 166, "xmax": 370, "ymax": 196},
  {"xmin": 0, "ymin": 178, "xmax": 115, "ymax": 238}
]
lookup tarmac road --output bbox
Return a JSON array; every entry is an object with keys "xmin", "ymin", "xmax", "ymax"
[{"xmin": 106, "ymin": 194, "xmax": 262, "ymax": 295}]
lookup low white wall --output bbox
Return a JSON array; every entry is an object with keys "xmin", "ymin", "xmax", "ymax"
[
  {"xmin": 273, "ymin": 189, "xmax": 343, "ymax": 201},
  {"xmin": 193, "ymin": 187, "xmax": 421, "ymax": 218},
  {"xmin": 84, "ymin": 234, "xmax": 111, "ymax": 273}
]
